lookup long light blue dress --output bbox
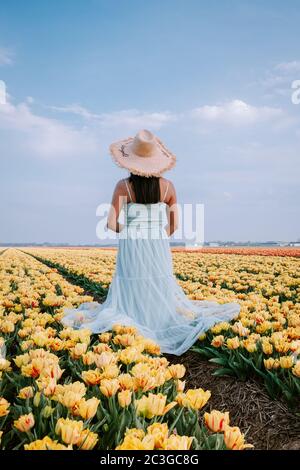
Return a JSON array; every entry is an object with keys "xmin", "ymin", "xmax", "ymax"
[{"xmin": 62, "ymin": 197, "xmax": 240, "ymax": 355}]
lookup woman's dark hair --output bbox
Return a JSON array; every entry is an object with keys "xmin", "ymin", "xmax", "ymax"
[{"xmin": 129, "ymin": 173, "xmax": 160, "ymax": 204}]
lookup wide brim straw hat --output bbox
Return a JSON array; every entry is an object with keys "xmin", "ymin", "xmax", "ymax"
[{"xmin": 109, "ymin": 129, "xmax": 176, "ymax": 177}]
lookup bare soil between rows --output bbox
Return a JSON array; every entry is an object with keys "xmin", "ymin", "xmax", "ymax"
[{"xmin": 166, "ymin": 350, "xmax": 300, "ymax": 450}]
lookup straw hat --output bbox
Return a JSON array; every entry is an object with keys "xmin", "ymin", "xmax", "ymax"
[{"xmin": 109, "ymin": 129, "xmax": 176, "ymax": 177}]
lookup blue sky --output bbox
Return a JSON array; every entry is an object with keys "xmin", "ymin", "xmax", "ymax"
[{"xmin": 0, "ymin": 0, "xmax": 300, "ymax": 244}]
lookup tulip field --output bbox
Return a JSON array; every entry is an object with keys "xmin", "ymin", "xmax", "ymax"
[
  {"xmin": 0, "ymin": 247, "xmax": 299, "ymax": 450},
  {"xmin": 23, "ymin": 247, "xmax": 300, "ymax": 403}
]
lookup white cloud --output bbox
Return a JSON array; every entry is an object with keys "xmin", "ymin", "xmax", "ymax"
[
  {"xmin": 0, "ymin": 98, "xmax": 177, "ymax": 159},
  {"xmin": 275, "ymin": 61, "xmax": 300, "ymax": 73},
  {"xmin": 190, "ymin": 100, "xmax": 283, "ymax": 126},
  {"xmin": 96, "ymin": 109, "xmax": 178, "ymax": 130},
  {"xmin": 51, "ymin": 99, "xmax": 283, "ymax": 131},
  {"xmin": 258, "ymin": 61, "xmax": 300, "ymax": 98},
  {"xmin": 0, "ymin": 101, "xmax": 97, "ymax": 158},
  {"xmin": 50, "ymin": 104, "xmax": 101, "ymax": 120},
  {"xmin": 0, "ymin": 47, "xmax": 14, "ymax": 66},
  {"xmin": 50, "ymin": 105, "xmax": 178, "ymax": 129},
  {"xmin": 223, "ymin": 191, "xmax": 233, "ymax": 200}
]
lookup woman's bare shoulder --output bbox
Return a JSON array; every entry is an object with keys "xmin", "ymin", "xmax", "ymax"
[
  {"xmin": 161, "ymin": 177, "xmax": 175, "ymax": 191},
  {"xmin": 160, "ymin": 176, "xmax": 174, "ymax": 185},
  {"xmin": 160, "ymin": 177, "xmax": 176, "ymax": 203},
  {"xmin": 115, "ymin": 178, "xmax": 127, "ymax": 190}
]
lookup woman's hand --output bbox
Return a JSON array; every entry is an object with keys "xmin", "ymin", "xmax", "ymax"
[{"xmin": 106, "ymin": 221, "xmax": 124, "ymax": 233}]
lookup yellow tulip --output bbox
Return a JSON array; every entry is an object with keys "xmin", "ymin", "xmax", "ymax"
[
  {"xmin": 292, "ymin": 361, "xmax": 300, "ymax": 378},
  {"xmin": 0, "ymin": 397, "xmax": 10, "ymax": 417},
  {"xmin": 82, "ymin": 351, "xmax": 95, "ymax": 366},
  {"xmin": 60, "ymin": 391, "xmax": 84, "ymax": 409},
  {"xmin": 99, "ymin": 364, "xmax": 120, "ymax": 380},
  {"xmin": 134, "ymin": 374, "xmax": 156, "ymax": 392},
  {"xmin": 55, "ymin": 418, "xmax": 84, "ymax": 445},
  {"xmin": 165, "ymin": 434, "xmax": 194, "ymax": 450},
  {"xmin": 167, "ymin": 364, "xmax": 186, "ymax": 379},
  {"xmin": 116, "ymin": 434, "xmax": 155, "ymax": 450},
  {"xmin": 290, "ymin": 340, "xmax": 300, "ymax": 353},
  {"xmin": 242, "ymin": 340, "xmax": 257, "ymax": 353},
  {"xmin": 60, "ymin": 381, "xmax": 86, "ymax": 396},
  {"xmin": 77, "ymin": 429, "xmax": 99, "ymax": 450},
  {"xmin": 142, "ymin": 339, "xmax": 161, "ymax": 355},
  {"xmin": 118, "ymin": 390, "xmax": 132, "ymax": 408},
  {"xmin": 48, "ymin": 338, "xmax": 65, "ymax": 352},
  {"xmin": 279, "ymin": 356, "xmax": 294, "ymax": 369},
  {"xmin": 1, "ymin": 320, "xmax": 15, "ymax": 333},
  {"xmin": 176, "ymin": 379, "xmax": 186, "ymax": 392},
  {"xmin": 263, "ymin": 358, "xmax": 280, "ymax": 370},
  {"xmin": 130, "ymin": 363, "xmax": 151, "ymax": 377},
  {"xmin": 124, "ymin": 428, "xmax": 145, "ymax": 440},
  {"xmin": 211, "ymin": 335, "xmax": 225, "ymax": 347},
  {"xmin": 81, "ymin": 369, "xmax": 102, "ymax": 385},
  {"xmin": 135, "ymin": 393, "xmax": 177, "ymax": 419},
  {"xmin": 114, "ymin": 334, "xmax": 136, "ymax": 347},
  {"xmin": 94, "ymin": 351, "xmax": 118, "ymax": 368},
  {"xmin": 78, "ymin": 397, "xmax": 100, "ymax": 420},
  {"xmin": 226, "ymin": 337, "xmax": 240, "ymax": 350},
  {"xmin": 42, "ymin": 363, "xmax": 64, "ymax": 381},
  {"xmin": 176, "ymin": 388, "xmax": 211, "ymax": 410},
  {"xmin": 93, "ymin": 343, "xmax": 111, "ymax": 354},
  {"xmin": 147, "ymin": 423, "xmax": 169, "ymax": 449},
  {"xmin": 273, "ymin": 339, "xmax": 290, "ymax": 354},
  {"xmin": 14, "ymin": 353, "xmax": 30, "ymax": 368},
  {"xmin": 261, "ymin": 341, "xmax": 273, "ymax": 355},
  {"xmin": 17, "ymin": 386, "xmax": 34, "ymax": 400},
  {"xmin": 113, "ymin": 325, "xmax": 137, "ymax": 336},
  {"xmin": 20, "ymin": 340, "xmax": 34, "ymax": 351},
  {"xmin": 70, "ymin": 343, "xmax": 88, "ymax": 359},
  {"xmin": 24, "ymin": 436, "xmax": 72, "ymax": 450},
  {"xmin": 118, "ymin": 373, "xmax": 135, "ymax": 390},
  {"xmin": 119, "ymin": 347, "xmax": 141, "ymax": 365},
  {"xmin": 14, "ymin": 413, "xmax": 35, "ymax": 432},
  {"xmin": 211, "ymin": 322, "xmax": 231, "ymax": 334},
  {"xmin": 100, "ymin": 378, "xmax": 120, "ymax": 397},
  {"xmin": 204, "ymin": 410, "xmax": 230, "ymax": 432},
  {"xmin": 198, "ymin": 333, "xmax": 206, "ymax": 341},
  {"xmin": 98, "ymin": 332, "xmax": 112, "ymax": 343},
  {"xmin": 21, "ymin": 359, "xmax": 44, "ymax": 378},
  {"xmin": 31, "ymin": 332, "xmax": 48, "ymax": 347},
  {"xmin": 36, "ymin": 377, "xmax": 57, "ymax": 396},
  {"xmin": 0, "ymin": 358, "xmax": 11, "ymax": 371},
  {"xmin": 223, "ymin": 425, "xmax": 254, "ymax": 450}
]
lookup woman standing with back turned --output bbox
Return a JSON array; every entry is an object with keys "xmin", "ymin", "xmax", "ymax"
[{"xmin": 62, "ymin": 129, "xmax": 240, "ymax": 355}]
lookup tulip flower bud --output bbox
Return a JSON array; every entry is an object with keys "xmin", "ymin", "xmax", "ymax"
[
  {"xmin": 33, "ymin": 392, "xmax": 41, "ymax": 407},
  {"xmin": 42, "ymin": 406, "xmax": 54, "ymax": 418}
]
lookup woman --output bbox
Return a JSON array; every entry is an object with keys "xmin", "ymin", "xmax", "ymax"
[{"xmin": 62, "ymin": 129, "xmax": 240, "ymax": 355}]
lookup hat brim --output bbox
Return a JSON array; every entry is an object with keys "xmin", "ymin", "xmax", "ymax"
[{"xmin": 109, "ymin": 136, "xmax": 176, "ymax": 177}]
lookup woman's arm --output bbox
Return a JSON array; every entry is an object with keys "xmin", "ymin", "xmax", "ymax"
[
  {"xmin": 106, "ymin": 180, "xmax": 126, "ymax": 233},
  {"xmin": 165, "ymin": 181, "xmax": 178, "ymax": 237}
]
